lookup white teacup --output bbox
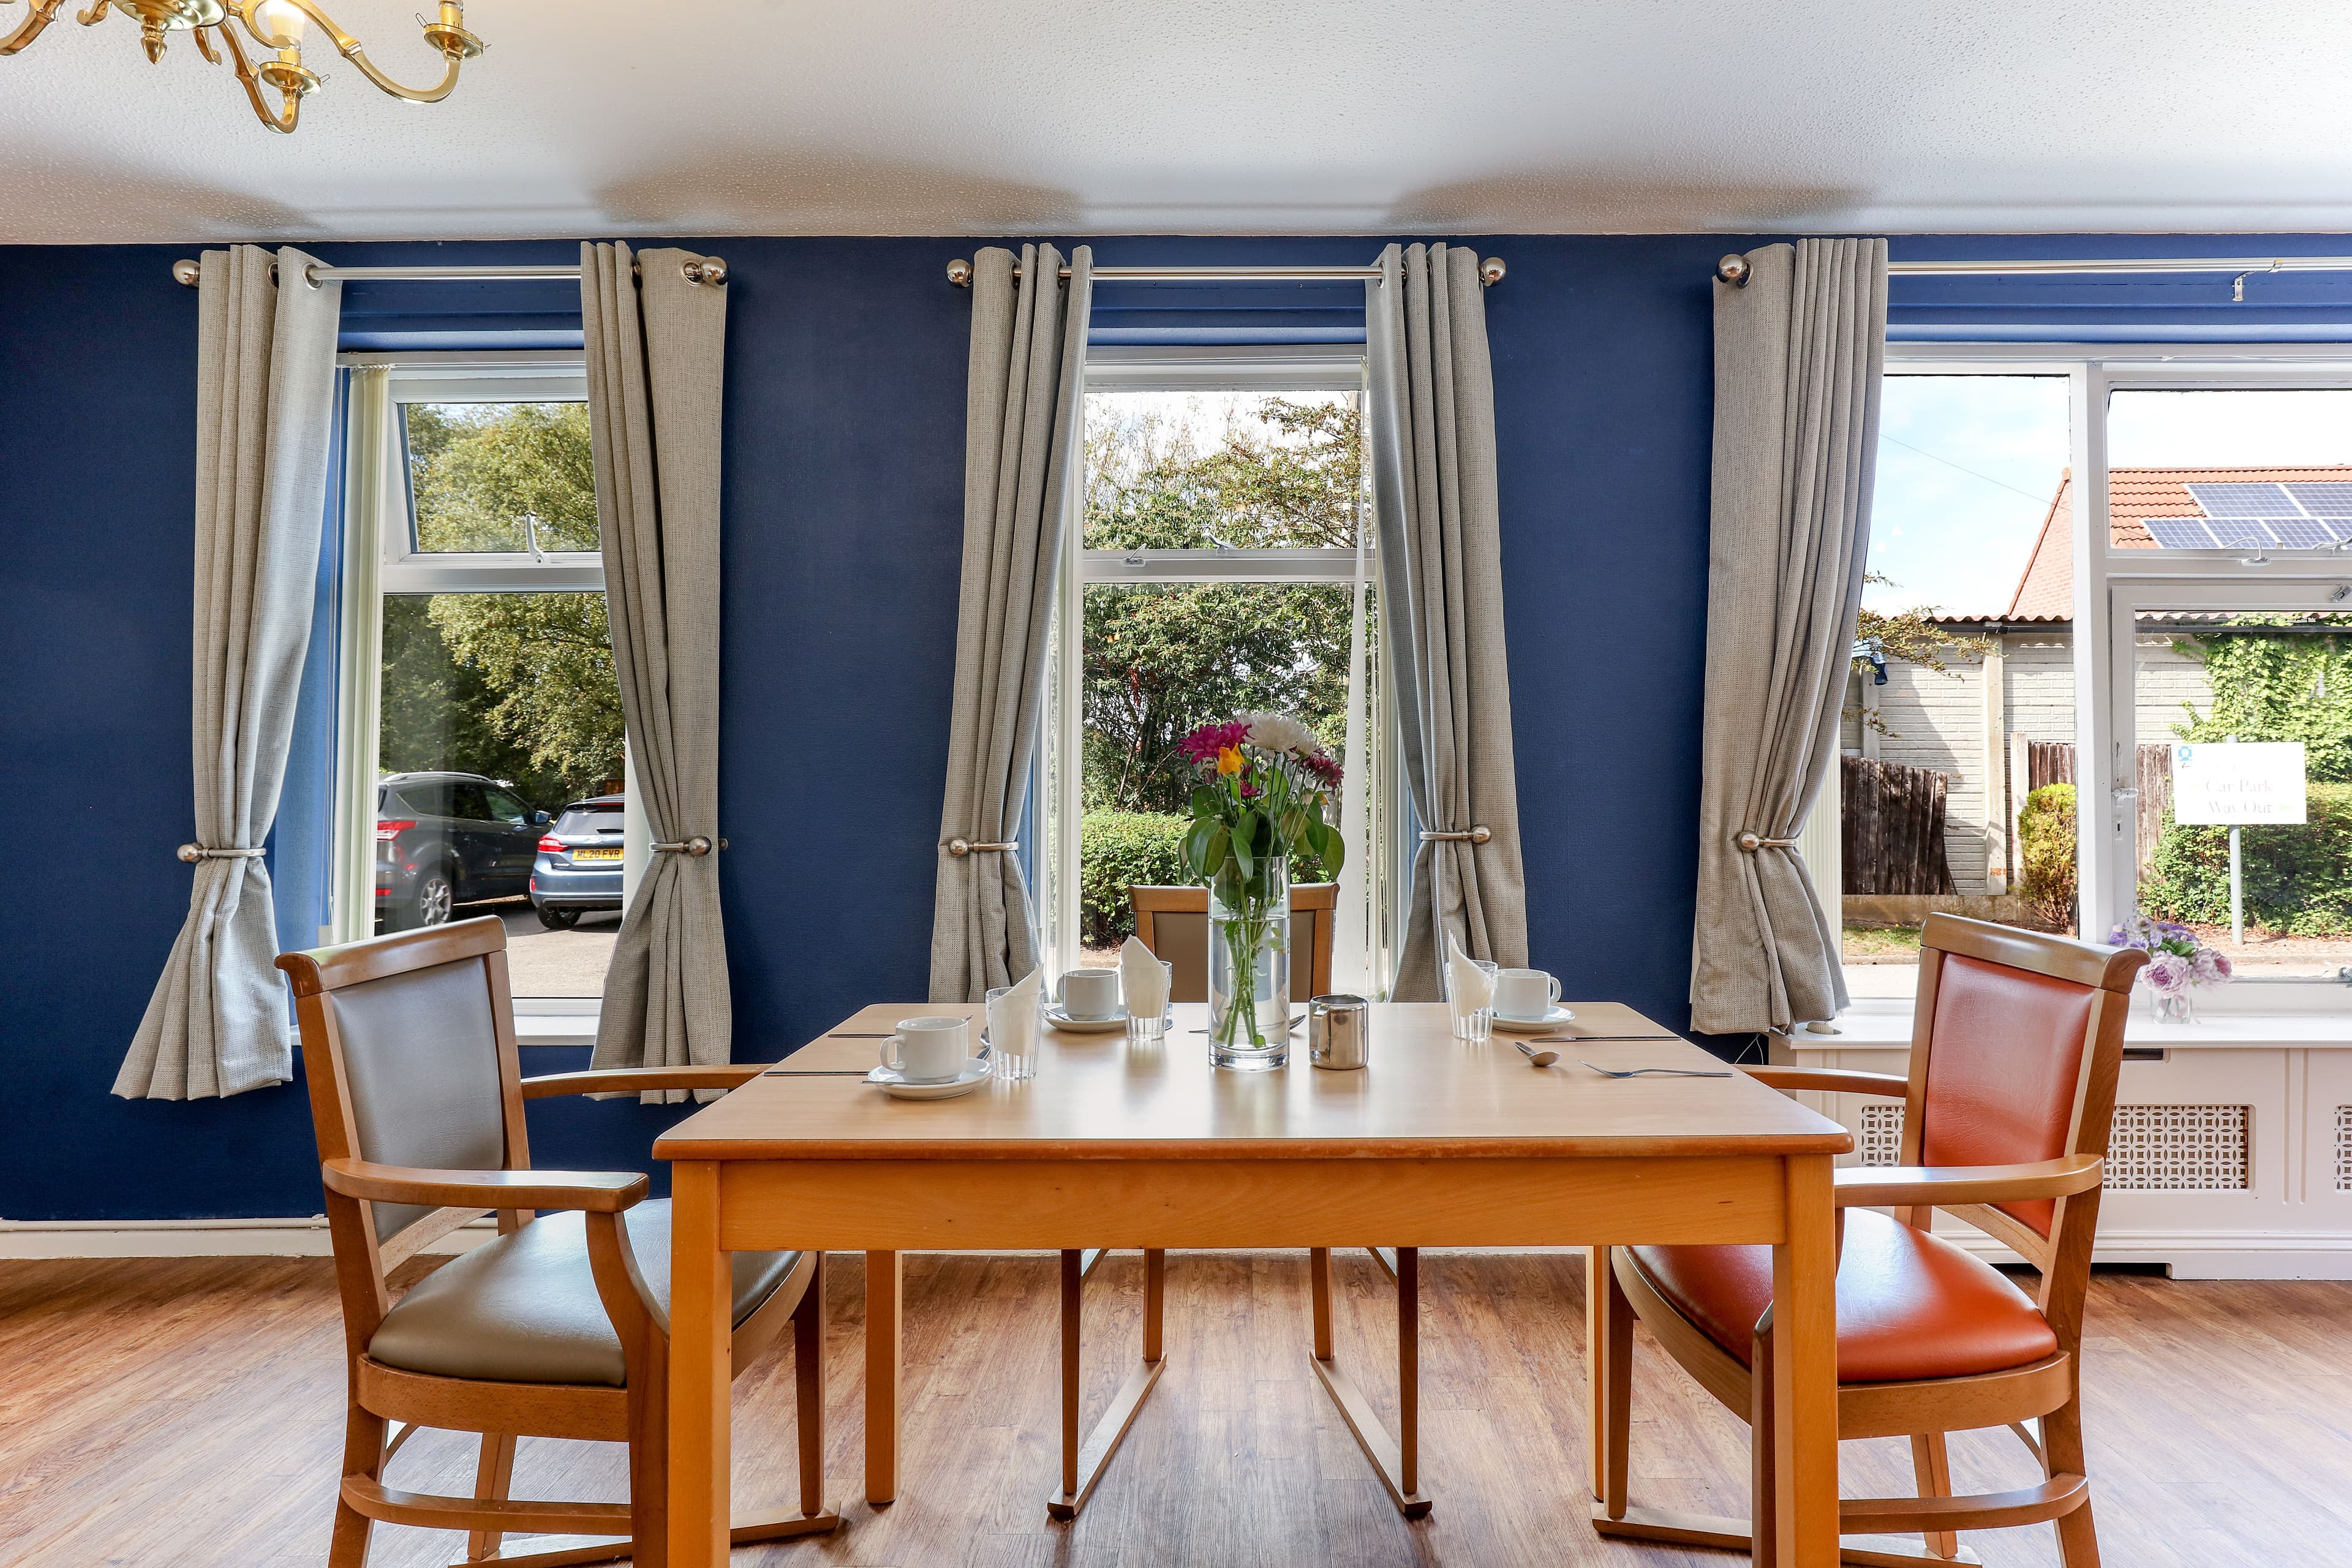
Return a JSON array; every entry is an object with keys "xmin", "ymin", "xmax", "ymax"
[
  {"xmin": 1060, "ymin": 969, "xmax": 1120, "ymax": 1020},
  {"xmin": 881, "ymin": 1016, "xmax": 972, "ymax": 1084},
  {"xmin": 1493, "ymin": 968, "xmax": 1562, "ymax": 1022}
]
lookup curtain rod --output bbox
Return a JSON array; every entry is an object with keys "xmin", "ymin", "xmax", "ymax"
[
  {"xmin": 944, "ymin": 258, "xmax": 1506, "ymax": 287},
  {"xmin": 1717, "ymin": 252, "xmax": 2352, "ymax": 286},
  {"xmin": 169, "ymin": 258, "xmax": 728, "ymax": 287}
]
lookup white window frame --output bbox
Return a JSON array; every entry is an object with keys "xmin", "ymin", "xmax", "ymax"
[
  {"xmin": 1038, "ymin": 345, "xmax": 1407, "ymax": 992},
  {"xmin": 1856, "ymin": 344, "xmax": 2352, "ymax": 1011},
  {"xmin": 328, "ymin": 355, "xmax": 623, "ymax": 1020}
]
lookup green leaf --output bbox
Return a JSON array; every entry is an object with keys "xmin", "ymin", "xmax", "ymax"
[
  {"xmin": 1231, "ymin": 812, "xmax": 1256, "ymax": 878},
  {"xmin": 1190, "ymin": 785, "xmax": 1218, "ymax": 820}
]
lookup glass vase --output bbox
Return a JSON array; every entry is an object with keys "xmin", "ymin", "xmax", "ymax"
[
  {"xmin": 2148, "ymin": 986, "xmax": 2197, "ymax": 1026},
  {"xmin": 1207, "ymin": 854, "xmax": 1290, "ymax": 1070}
]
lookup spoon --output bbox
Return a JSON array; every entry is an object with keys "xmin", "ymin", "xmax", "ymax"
[{"xmin": 1512, "ymin": 1039, "xmax": 1559, "ymax": 1068}]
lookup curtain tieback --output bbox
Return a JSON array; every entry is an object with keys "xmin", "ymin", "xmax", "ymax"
[
  {"xmin": 947, "ymin": 838, "xmax": 1019, "ymax": 856},
  {"xmin": 176, "ymin": 843, "xmax": 265, "ymax": 862},
  {"xmin": 1420, "ymin": 825, "xmax": 1491, "ymax": 845},
  {"xmin": 1734, "ymin": 831, "xmax": 1800, "ymax": 853},
  {"xmin": 652, "ymin": 835, "xmax": 725, "ymax": 856}
]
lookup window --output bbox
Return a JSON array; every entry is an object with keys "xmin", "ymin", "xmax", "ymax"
[
  {"xmin": 333, "ymin": 358, "xmax": 629, "ymax": 1003},
  {"xmin": 1034, "ymin": 347, "xmax": 1404, "ymax": 994},
  {"xmin": 1838, "ymin": 348, "xmax": 2352, "ymax": 1012}
]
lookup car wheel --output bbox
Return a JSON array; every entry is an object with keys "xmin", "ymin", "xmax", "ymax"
[
  {"xmin": 537, "ymin": 906, "xmax": 581, "ymax": 930},
  {"xmin": 410, "ymin": 869, "xmax": 454, "ymax": 928}
]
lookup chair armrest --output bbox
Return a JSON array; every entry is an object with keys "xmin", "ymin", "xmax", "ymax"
[
  {"xmin": 1833, "ymin": 1155, "xmax": 2103, "ymax": 1210},
  {"xmin": 322, "ymin": 1156, "xmax": 649, "ymax": 1213},
  {"xmin": 519, "ymin": 1066, "xmax": 767, "ymax": 1100},
  {"xmin": 1741, "ymin": 1065, "xmax": 1910, "ymax": 1098}
]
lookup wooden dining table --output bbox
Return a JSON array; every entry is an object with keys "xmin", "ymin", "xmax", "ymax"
[{"xmin": 655, "ymin": 1000, "xmax": 1853, "ymax": 1566}]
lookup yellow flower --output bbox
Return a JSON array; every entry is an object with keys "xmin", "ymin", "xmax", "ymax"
[{"xmin": 1217, "ymin": 745, "xmax": 1243, "ymax": 776}]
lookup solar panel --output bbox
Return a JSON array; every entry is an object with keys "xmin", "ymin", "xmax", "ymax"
[
  {"xmin": 2269, "ymin": 521, "xmax": 2347, "ymax": 548},
  {"xmin": 2146, "ymin": 518, "xmax": 2222, "ymax": 548},
  {"xmin": 2187, "ymin": 482, "xmax": 2296, "ymax": 516},
  {"xmin": 2285, "ymin": 482, "xmax": 2352, "ymax": 517}
]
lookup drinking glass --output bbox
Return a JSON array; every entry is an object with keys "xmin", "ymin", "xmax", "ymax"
[
  {"xmin": 1451, "ymin": 959, "xmax": 1499, "ymax": 1042},
  {"xmin": 985, "ymin": 986, "xmax": 1035, "ymax": 1081},
  {"xmin": 1127, "ymin": 959, "xmax": 1172, "ymax": 1044}
]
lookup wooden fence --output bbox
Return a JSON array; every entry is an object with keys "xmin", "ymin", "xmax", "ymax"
[
  {"xmin": 1842, "ymin": 754, "xmax": 1956, "ymax": 895},
  {"xmin": 2013, "ymin": 740, "xmax": 2175, "ymax": 878}
]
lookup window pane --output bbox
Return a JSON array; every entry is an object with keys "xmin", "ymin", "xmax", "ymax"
[
  {"xmin": 402, "ymin": 401, "xmax": 600, "ymax": 554},
  {"xmin": 377, "ymin": 589, "xmax": 624, "ymax": 995},
  {"xmin": 2108, "ymin": 392, "xmax": 2352, "ymax": 552},
  {"xmin": 1082, "ymin": 388, "xmax": 1362, "ymax": 550},
  {"xmin": 2133, "ymin": 619, "xmax": 2352, "ymax": 978},
  {"xmin": 1845, "ymin": 375, "xmax": 2075, "ymax": 981}
]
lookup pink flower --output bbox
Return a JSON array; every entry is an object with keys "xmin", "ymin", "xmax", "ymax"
[
  {"xmin": 2192, "ymin": 948, "xmax": 2233, "ymax": 986},
  {"xmin": 2144, "ymin": 952, "xmax": 2192, "ymax": 996},
  {"xmin": 1180, "ymin": 719, "xmax": 1253, "ymax": 767},
  {"xmin": 1300, "ymin": 750, "xmax": 1343, "ymax": 789}
]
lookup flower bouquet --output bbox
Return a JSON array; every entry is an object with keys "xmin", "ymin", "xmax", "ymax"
[
  {"xmin": 2106, "ymin": 912, "xmax": 2232, "ymax": 1025},
  {"xmin": 1178, "ymin": 713, "xmax": 1345, "ymax": 1069}
]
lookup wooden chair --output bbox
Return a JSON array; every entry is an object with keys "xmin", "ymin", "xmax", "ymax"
[
  {"xmin": 1591, "ymin": 913, "xmax": 2145, "ymax": 1566},
  {"xmin": 1128, "ymin": 881, "xmax": 1338, "ymax": 1003},
  {"xmin": 276, "ymin": 916, "xmax": 838, "ymax": 1568}
]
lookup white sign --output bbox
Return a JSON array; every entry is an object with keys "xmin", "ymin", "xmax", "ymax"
[{"xmin": 2171, "ymin": 742, "xmax": 2308, "ymax": 826}]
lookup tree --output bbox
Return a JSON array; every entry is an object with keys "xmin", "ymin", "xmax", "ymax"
[
  {"xmin": 378, "ymin": 402, "xmax": 622, "ymax": 807},
  {"xmin": 1079, "ymin": 397, "xmax": 1364, "ymax": 813},
  {"xmin": 1851, "ymin": 571, "xmax": 1994, "ymax": 737}
]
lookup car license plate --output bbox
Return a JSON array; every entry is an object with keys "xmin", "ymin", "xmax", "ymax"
[{"xmin": 571, "ymin": 847, "xmax": 622, "ymax": 862}]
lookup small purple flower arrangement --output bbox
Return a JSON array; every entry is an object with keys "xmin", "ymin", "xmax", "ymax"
[{"xmin": 2106, "ymin": 913, "xmax": 2232, "ymax": 1023}]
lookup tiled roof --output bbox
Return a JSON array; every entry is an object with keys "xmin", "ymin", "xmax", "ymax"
[{"xmin": 2002, "ymin": 465, "xmax": 2352, "ymax": 622}]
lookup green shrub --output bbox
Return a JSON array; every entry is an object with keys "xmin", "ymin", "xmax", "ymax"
[
  {"xmin": 1079, "ymin": 813, "xmax": 1192, "ymax": 946},
  {"xmin": 1078, "ymin": 810, "xmax": 1331, "ymax": 947},
  {"xmin": 2016, "ymin": 784, "xmax": 2078, "ymax": 933},
  {"xmin": 2139, "ymin": 781, "xmax": 2352, "ymax": 937}
]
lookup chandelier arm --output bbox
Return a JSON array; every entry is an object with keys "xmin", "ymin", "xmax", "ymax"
[
  {"xmin": 238, "ymin": 0, "xmax": 472, "ymax": 104},
  {"xmin": 192, "ymin": 18, "xmax": 218, "ymax": 62},
  {"xmin": 1, "ymin": 0, "xmax": 70, "ymax": 55},
  {"xmin": 217, "ymin": 20, "xmax": 299, "ymax": 133}
]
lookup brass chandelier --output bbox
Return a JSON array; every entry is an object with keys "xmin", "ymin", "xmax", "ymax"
[{"xmin": 1, "ymin": 0, "xmax": 483, "ymax": 133}]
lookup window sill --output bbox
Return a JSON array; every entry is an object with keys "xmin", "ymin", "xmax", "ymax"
[
  {"xmin": 1815, "ymin": 993, "xmax": 2352, "ymax": 1049},
  {"xmin": 514, "ymin": 998, "xmax": 598, "ymax": 1048}
]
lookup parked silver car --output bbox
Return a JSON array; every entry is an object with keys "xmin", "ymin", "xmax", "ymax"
[{"xmin": 530, "ymin": 794, "xmax": 625, "ymax": 929}]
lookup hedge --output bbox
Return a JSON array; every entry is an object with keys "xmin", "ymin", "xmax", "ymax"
[
  {"xmin": 2139, "ymin": 781, "xmax": 2352, "ymax": 937},
  {"xmin": 2016, "ymin": 783, "xmax": 2078, "ymax": 933},
  {"xmin": 1079, "ymin": 811, "xmax": 1332, "ymax": 947}
]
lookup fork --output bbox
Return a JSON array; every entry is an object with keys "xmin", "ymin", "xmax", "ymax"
[{"xmin": 1579, "ymin": 1060, "xmax": 1733, "ymax": 1079}]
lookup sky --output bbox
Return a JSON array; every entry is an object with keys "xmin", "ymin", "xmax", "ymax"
[{"xmin": 1867, "ymin": 381, "xmax": 2352, "ymax": 616}]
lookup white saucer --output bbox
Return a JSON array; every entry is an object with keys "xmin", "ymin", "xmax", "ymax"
[
  {"xmin": 1491, "ymin": 1006, "xmax": 1576, "ymax": 1033},
  {"xmin": 867, "ymin": 1058, "xmax": 993, "ymax": 1099},
  {"xmin": 1046, "ymin": 1006, "xmax": 1129, "ymax": 1033}
]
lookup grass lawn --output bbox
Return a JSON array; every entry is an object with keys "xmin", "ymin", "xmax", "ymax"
[{"xmin": 1844, "ymin": 924, "xmax": 1923, "ymax": 962}]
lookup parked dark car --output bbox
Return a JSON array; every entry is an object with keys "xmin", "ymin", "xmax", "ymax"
[
  {"xmin": 375, "ymin": 772, "xmax": 550, "ymax": 930},
  {"xmin": 530, "ymin": 793, "xmax": 626, "ymax": 929}
]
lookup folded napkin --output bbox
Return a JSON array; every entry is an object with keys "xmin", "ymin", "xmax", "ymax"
[
  {"xmin": 1120, "ymin": 935, "xmax": 1171, "ymax": 1021},
  {"xmin": 1446, "ymin": 933, "xmax": 1496, "ymax": 1012},
  {"xmin": 990, "ymin": 965, "xmax": 1042, "ymax": 1054}
]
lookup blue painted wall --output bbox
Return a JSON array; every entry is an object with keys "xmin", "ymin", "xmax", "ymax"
[{"xmin": 13, "ymin": 231, "xmax": 2352, "ymax": 1222}]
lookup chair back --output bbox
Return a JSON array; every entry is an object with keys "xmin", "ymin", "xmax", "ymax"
[
  {"xmin": 1129, "ymin": 883, "xmax": 1339, "ymax": 1002},
  {"xmin": 276, "ymin": 919, "xmax": 530, "ymax": 1341},
  {"xmin": 1904, "ymin": 915, "xmax": 2143, "ymax": 1333}
]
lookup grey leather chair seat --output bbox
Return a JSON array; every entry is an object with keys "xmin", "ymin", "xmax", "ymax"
[{"xmin": 369, "ymin": 1201, "xmax": 799, "ymax": 1387}]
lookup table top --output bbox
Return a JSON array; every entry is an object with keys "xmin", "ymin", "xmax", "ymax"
[{"xmin": 653, "ymin": 1002, "xmax": 1851, "ymax": 1163}]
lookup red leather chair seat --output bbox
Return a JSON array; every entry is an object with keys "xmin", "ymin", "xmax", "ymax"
[{"xmin": 1626, "ymin": 1210, "xmax": 2059, "ymax": 1384}]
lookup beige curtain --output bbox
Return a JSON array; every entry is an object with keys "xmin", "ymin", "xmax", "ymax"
[
  {"xmin": 929, "ymin": 244, "xmax": 1093, "ymax": 1003},
  {"xmin": 581, "ymin": 242, "xmax": 731, "ymax": 1083},
  {"xmin": 1366, "ymin": 242, "xmax": 1529, "ymax": 1001},
  {"xmin": 1690, "ymin": 238, "xmax": 1888, "ymax": 1036},
  {"xmin": 116, "ymin": 246, "xmax": 341, "ymax": 1101}
]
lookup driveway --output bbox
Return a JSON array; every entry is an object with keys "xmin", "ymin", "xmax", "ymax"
[{"xmin": 469, "ymin": 900, "xmax": 621, "ymax": 998}]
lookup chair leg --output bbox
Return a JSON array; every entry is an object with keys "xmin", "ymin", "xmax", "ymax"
[
  {"xmin": 467, "ymin": 1433, "xmax": 519, "ymax": 1561},
  {"xmin": 330, "ymin": 1406, "xmax": 386, "ymax": 1568},
  {"xmin": 1911, "ymin": 1431, "xmax": 1959, "ymax": 1560},
  {"xmin": 2042, "ymin": 1400, "xmax": 2102, "ymax": 1568},
  {"xmin": 1310, "ymin": 1247, "xmax": 1333, "ymax": 1361},
  {"xmin": 1751, "ymin": 1314, "xmax": 1777, "ymax": 1568},
  {"xmin": 627, "ymin": 1337, "xmax": 671, "ymax": 1568},
  {"xmin": 1588, "ymin": 1246, "xmax": 1634, "ymax": 1519},
  {"xmin": 793, "ymin": 1252, "xmax": 828, "ymax": 1520}
]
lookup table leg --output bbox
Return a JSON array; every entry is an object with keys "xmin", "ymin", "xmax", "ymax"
[
  {"xmin": 1772, "ymin": 1154, "xmax": 1839, "ymax": 1566},
  {"xmin": 865, "ymin": 1250, "xmax": 902, "ymax": 1506},
  {"xmin": 667, "ymin": 1161, "xmax": 731, "ymax": 1568},
  {"xmin": 1048, "ymin": 1248, "xmax": 1169, "ymax": 1521},
  {"xmin": 1308, "ymin": 1245, "xmax": 1431, "ymax": 1518}
]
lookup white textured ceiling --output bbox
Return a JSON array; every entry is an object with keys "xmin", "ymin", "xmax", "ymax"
[{"xmin": 5, "ymin": 1, "xmax": 2352, "ymax": 243}]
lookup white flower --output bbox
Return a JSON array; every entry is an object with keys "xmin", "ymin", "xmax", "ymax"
[{"xmin": 1241, "ymin": 711, "xmax": 1316, "ymax": 755}]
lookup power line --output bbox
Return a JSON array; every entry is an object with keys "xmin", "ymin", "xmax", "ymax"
[{"xmin": 1879, "ymin": 432, "xmax": 2054, "ymax": 507}]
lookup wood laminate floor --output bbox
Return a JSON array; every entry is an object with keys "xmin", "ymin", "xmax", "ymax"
[{"xmin": 2, "ymin": 1251, "xmax": 2348, "ymax": 1567}]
